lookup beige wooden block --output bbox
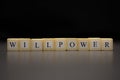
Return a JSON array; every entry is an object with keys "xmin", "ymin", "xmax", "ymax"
[
  {"xmin": 89, "ymin": 38, "xmax": 101, "ymax": 50},
  {"xmin": 55, "ymin": 38, "xmax": 67, "ymax": 50},
  {"xmin": 31, "ymin": 39, "xmax": 43, "ymax": 50},
  {"xmin": 66, "ymin": 38, "xmax": 78, "ymax": 50},
  {"xmin": 77, "ymin": 38, "xmax": 89, "ymax": 50},
  {"xmin": 7, "ymin": 38, "xmax": 19, "ymax": 51},
  {"xmin": 101, "ymin": 38, "xmax": 113, "ymax": 50},
  {"xmin": 43, "ymin": 38, "xmax": 55, "ymax": 50},
  {"xmin": 19, "ymin": 38, "xmax": 31, "ymax": 51}
]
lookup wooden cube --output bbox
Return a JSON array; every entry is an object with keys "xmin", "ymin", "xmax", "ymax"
[
  {"xmin": 66, "ymin": 38, "xmax": 78, "ymax": 50},
  {"xmin": 101, "ymin": 38, "xmax": 113, "ymax": 50},
  {"xmin": 77, "ymin": 38, "xmax": 89, "ymax": 50},
  {"xmin": 31, "ymin": 39, "xmax": 43, "ymax": 50},
  {"xmin": 55, "ymin": 38, "xmax": 67, "ymax": 50},
  {"xmin": 43, "ymin": 38, "xmax": 55, "ymax": 50},
  {"xmin": 19, "ymin": 38, "xmax": 31, "ymax": 51},
  {"xmin": 89, "ymin": 38, "xmax": 101, "ymax": 50},
  {"xmin": 7, "ymin": 38, "xmax": 19, "ymax": 51}
]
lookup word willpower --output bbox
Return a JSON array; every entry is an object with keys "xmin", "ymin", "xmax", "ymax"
[{"xmin": 7, "ymin": 38, "xmax": 113, "ymax": 51}]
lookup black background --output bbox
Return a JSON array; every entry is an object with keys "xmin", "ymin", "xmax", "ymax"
[{"xmin": 0, "ymin": 0, "xmax": 116, "ymax": 40}]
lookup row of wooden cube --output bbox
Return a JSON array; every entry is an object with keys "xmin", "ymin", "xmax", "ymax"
[{"xmin": 7, "ymin": 38, "xmax": 113, "ymax": 51}]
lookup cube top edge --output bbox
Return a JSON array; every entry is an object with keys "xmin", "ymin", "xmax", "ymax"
[
  {"xmin": 101, "ymin": 38, "xmax": 113, "ymax": 40},
  {"xmin": 31, "ymin": 39, "xmax": 43, "ymax": 40},
  {"xmin": 7, "ymin": 38, "xmax": 30, "ymax": 39},
  {"xmin": 77, "ymin": 38, "xmax": 89, "ymax": 39},
  {"xmin": 88, "ymin": 38, "xmax": 100, "ymax": 39}
]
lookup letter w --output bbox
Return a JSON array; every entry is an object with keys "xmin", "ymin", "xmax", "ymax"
[
  {"xmin": 9, "ymin": 42, "xmax": 16, "ymax": 47},
  {"xmin": 80, "ymin": 42, "xmax": 87, "ymax": 47}
]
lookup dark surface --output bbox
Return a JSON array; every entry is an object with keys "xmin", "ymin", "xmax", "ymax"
[{"xmin": 0, "ymin": 41, "xmax": 120, "ymax": 80}]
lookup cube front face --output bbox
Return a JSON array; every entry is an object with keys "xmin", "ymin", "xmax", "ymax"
[
  {"xmin": 101, "ymin": 38, "xmax": 113, "ymax": 50},
  {"xmin": 43, "ymin": 39, "xmax": 55, "ymax": 50},
  {"xmin": 78, "ymin": 38, "xmax": 89, "ymax": 50},
  {"xmin": 19, "ymin": 38, "xmax": 31, "ymax": 51},
  {"xmin": 66, "ymin": 38, "xmax": 78, "ymax": 50},
  {"xmin": 31, "ymin": 39, "xmax": 43, "ymax": 50},
  {"xmin": 89, "ymin": 38, "xmax": 101, "ymax": 50},
  {"xmin": 7, "ymin": 38, "xmax": 19, "ymax": 51},
  {"xmin": 55, "ymin": 38, "xmax": 67, "ymax": 50}
]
